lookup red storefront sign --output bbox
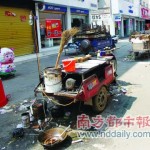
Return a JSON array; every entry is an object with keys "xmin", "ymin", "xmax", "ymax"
[
  {"xmin": 141, "ymin": 7, "xmax": 150, "ymax": 19},
  {"xmin": 45, "ymin": 19, "xmax": 62, "ymax": 38},
  {"xmin": 20, "ymin": 16, "xmax": 27, "ymax": 22},
  {"xmin": 5, "ymin": 11, "xmax": 16, "ymax": 17}
]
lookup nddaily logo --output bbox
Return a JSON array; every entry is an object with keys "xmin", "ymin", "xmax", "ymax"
[{"xmin": 77, "ymin": 130, "xmax": 150, "ymax": 139}]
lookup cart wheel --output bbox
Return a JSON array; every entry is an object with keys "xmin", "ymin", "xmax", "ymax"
[{"xmin": 92, "ymin": 86, "xmax": 108, "ymax": 113}]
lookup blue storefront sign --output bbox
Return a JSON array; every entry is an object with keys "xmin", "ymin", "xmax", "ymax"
[
  {"xmin": 114, "ymin": 15, "xmax": 121, "ymax": 21},
  {"xmin": 42, "ymin": 4, "xmax": 67, "ymax": 12},
  {"xmin": 71, "ymin": 8, "xmax": 89, "ymax": 15}
]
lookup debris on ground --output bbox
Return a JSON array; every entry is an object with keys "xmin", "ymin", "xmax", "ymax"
[
  {"xmin": 12, "ymin": 128, "xmax": 24, "ymax": 138},
  {"xmin": 64, "ymin": 112, "xmax": 71, "ymax": 119},
  {"xmin": 0, "ymin": 108, "xmax": 13, "ymax": 114},
  {"xmin": 109, "ymin": 84, "xmax": 127, "ymax": 97},
  {"xmin": 0, "ymin": 99, "xmax": 36, "ymax": 115},
  {"xmin": 123, "ymin": 53, "xmax": 135, "ymax": 61},
  {"xmin": 16, "ymin": 124, "xmax": 23, "ymax": 128},
  {"xmin": 72, "ymin": 139, "xmax": 83, "ymax": 144}
]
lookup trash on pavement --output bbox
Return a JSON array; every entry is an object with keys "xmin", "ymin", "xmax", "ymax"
[
  {"xmin": 72, "ymin": 139, "xmax": 83, "ymax": 144},
  {"xmin": 109, "ymin": 84, "xmax": 127, "ymax": 96},
  {"xmin": 112, "ymin": 99, "xmax": 119, "ymax": 102},
  {"xmin": 12, "ymin": 128, "xmax": 24, "ymax": 138},
  {"xmin": 64, "ymin": 112, "xmax": 71, "ymax": 119},
  {"xmin": 18, "ymin": 105, "xmax": 28, "ymax": 111},
  {"xmin": 123, "ymin": 54, "xmax": 135, "ymax": 61},
  {"xmin": 16, "ymin": 123, "xmax": 23, "ymax": 128},
  {"xmin": 0, "ymin": 108, "xmax": 13, "ymax": 114}
]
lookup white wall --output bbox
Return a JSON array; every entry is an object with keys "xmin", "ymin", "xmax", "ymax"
[
  {"xmin": 134, "ymin": 0, "xmax": 140, "ymax": 17},
  {"xmin": 109, "ymin": 17, "xmax": 115, "ymax": 36},
  {"xmin": 42, "ymin": 0, "xmax": 98, "ymax": 10},
  {"xmin": 111, "ymin": 0, "xmax": 139, "ymax": 17},
  {"xmin": 111, "ymin": 0, "xmax": 119, "ymax": 14},
  {"xmin": 98, "ymin": 0, "xmax": 110, "ymax": 8},
  {"xmin": 119, "ymin": 0, "xmax": 139, "ymax": 16}
]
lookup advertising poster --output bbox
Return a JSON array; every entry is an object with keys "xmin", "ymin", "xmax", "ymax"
[{"xmin": 45, "ymin": 19, "xmax": 62, "ymax": 38}]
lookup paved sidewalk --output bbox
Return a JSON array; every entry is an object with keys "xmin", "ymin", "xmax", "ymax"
[{"xmin": 14, "ymin": 46, "xmax": 59, "ymax": 64}]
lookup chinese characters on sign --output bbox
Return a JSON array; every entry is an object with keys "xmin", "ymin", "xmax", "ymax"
[
  {"xmin": 77, "ymin": 114, "xmax": 150, "ymax": 130},
  {"xmin": 20, "ymin": 16, "xmax": 27, "ymax": 22},
  {"xmin": 92, "ymin": 14, "xmax": 101, "ymax": 20},
  {"xmin": 5, "ymin": 11, "xmax": 16, "ymax": 17},
  {"xmin": 141, "ymin": 7, "xmax": 150, "ymax": 19},
  {"xmin": 45, "ymin": 19, "xmax": 62, "ymax": 38}
]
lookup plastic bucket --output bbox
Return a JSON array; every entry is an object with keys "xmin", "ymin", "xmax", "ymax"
[
  {"xmin": 62, "ymin": 58, "xmax": 76, "ymax": 72},
  {"xmin": 44, "ymin": 68, "xmax": 62, "ymax": 93}
]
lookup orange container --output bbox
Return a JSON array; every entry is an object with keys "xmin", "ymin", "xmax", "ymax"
[
  {"xmin": 62, "ymin": 58, "xmax": 76, "ymax": 72},
  {"xmin": 0, "ymin": 79, "xmax": 8, "ymax": 107}
]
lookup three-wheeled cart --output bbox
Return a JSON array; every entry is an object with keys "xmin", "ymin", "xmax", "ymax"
[
  {"xmin": 63, "ymin": 25, "xmax": 116, "ymax": 56},
  {"xmin": 130, "ymin": 34, "xmax": 150, "ymax": 59},
  {"xmin": 132, "ymin": 39, "xmax": 150, "ymax": 59},
  {"xmin": 35, "ymin": 56, "xmax": 116, "ymax": 113}
]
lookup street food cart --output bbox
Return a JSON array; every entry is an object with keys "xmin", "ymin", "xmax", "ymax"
[
  {"xmin": 130, "ymin": 34, "xmax": 150, "ymax": 59},
  {"xmin": 35, "ymin": 56, "xmax": 116, "ymax": 113}
]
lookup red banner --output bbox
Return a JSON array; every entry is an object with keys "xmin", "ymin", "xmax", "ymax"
[{"xmin": 45, "ymin": 19, "xmax": 62, "ymax": 38}]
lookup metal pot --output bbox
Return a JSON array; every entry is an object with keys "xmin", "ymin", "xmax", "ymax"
[{"xmin": 38, "ymin": 127, "xmax": 68, "ymax": 148}]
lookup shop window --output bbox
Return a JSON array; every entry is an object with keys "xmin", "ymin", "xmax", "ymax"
[
  {"xmin": 71, "ymin": 14, "xmax": 89, "ymax": 30},
  {"xmin": 39, "ymin": 12, "xmax": 66, "ymax": 48}
]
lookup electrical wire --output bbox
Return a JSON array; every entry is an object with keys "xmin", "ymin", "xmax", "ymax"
[{"xmin": 42, "ymin": 91, "xmax": 76, "ymax": 106}]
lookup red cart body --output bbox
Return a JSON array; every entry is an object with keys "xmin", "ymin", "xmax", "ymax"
[{"xmin": 35, "ymin": 56, "xmax": 116, "ymax": 113}]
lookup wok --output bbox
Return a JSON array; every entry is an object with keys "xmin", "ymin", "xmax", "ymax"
[{"xmin": 38, "ymin": 127, "xmax": 68, "ymax": 148}]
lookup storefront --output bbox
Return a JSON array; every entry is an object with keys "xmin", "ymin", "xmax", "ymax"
[
  {"xmin": 35, "ymin": 0, "xmax": 98, "ymax": 52},
  {"xmin": 140, "ymin": 6, "xmax": 150, "ymax": 31},
  {"xmin": 36, "ymin": 4, "xmax": 90, "ymax": 51},
  {"xmin": 37, "ymin": 4, "xmax": 67, "ymax": 49},
  {"xmin": 114, "ymin": 14, "xmax": 122, "ymax": 36},
  {"xmin": 111, "ymin": 0, "xmax": 139, "ymax": 37},
  {"xmin": 91, "ymin": 13, "xmax": 112, "ymax": 32},
  {"xmin": 71, "ymin": 8, "xmax": 89, "ymax": 27},
  {"xmin": 0, "ymin": 2, "xmax": 34, "ymax": 56}
]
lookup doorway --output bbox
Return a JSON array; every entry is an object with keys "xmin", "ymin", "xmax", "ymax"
[{"xmin": 123, "ymin": 19, "xmax": 127, "ymax": 37}]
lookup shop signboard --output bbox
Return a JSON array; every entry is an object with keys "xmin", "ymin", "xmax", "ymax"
[
  {"xmin": 45, "ymin": 19, "xmax": 62, "ymax": 38},
  {"xmin": 141, "ymin": 7, "xmax": 150, "ymax": 19},
  {"xmin": 38, "ymin": 4, "xmax": 67, "ymax": 12},
  {"xmin": 91, "ymin": 13, "xmax": 111, "ymax": 25},
  {"xmin": 91, "ymin": 14, "xmax": 101, "ymax": 20},
  {"xmin": 71, "ymin": 8, "xmax": 89, "ymax": 14},
  {"xmin": 114, "ymin": 14, "xmax": 121, "ymax": 21},
  {"xmin": 42, "ymin": 0, "xmax": 97, "ymax": 10}
]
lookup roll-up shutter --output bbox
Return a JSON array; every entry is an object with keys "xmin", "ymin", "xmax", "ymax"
[{"xmin": 0, "ymin": 6, "xmax": 34, "ymax": 56}]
